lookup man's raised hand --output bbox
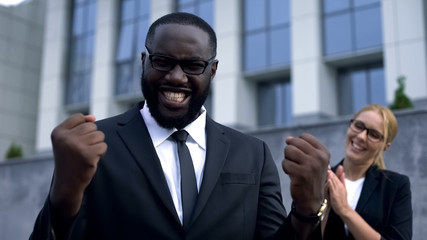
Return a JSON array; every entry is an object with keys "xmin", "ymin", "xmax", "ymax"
[
  {"xmin": 49, "ymin": 114, "xmax": 107, "ymax": 218},
  {"xmin": 282, "ymin": 133, "xmax": 330, "ymax": 216}
]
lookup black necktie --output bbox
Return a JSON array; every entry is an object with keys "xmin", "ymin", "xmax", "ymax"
[{"xmin": 171, "ymin": 130, "xmax": 198, "ymax": 228}]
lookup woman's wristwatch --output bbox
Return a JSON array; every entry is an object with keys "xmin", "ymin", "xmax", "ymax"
[{"xmin": 290, "ymin": 199, "xmax": 328, "ymax": 224}]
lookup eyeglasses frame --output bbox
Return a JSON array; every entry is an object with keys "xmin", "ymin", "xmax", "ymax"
[
  {"xmin": 349, "ymin": 119, "xmax": 384, "ymax": 142},
  {"xmin": 145, "ymin": 46, "xmax": 216, "ymax": 75}
]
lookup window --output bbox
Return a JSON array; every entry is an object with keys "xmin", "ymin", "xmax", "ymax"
[
  {"xmin": 244, "ymin": 0, "xmax": 290, "ymax": 72},
  {"xmin": 115, "ymin": 0, "xmax": 150, "ymax": 96},
  {"xmin": 258, "ymin": 79, "xmax": 293, "ymax": 127},
  {"xmin": 338, "ymin": 64, "xmax": 386, "ymax": 115},
  {"xmin": 323, "ymin": 0, "xmax": 382, "ymax": 56},
  {"xmin": 66, "ymin": 0, "xmax": 97, "ymax": 105},
  {"xmin": 177, "ymin": 0, "xmax": 214, "ymax": 28},
  {"xmin": 244, "ymin": 0, "xmax": 292, "ymax": 126}
]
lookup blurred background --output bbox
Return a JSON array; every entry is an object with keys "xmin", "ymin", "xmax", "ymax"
[{"xmin": 0, "ymin": 0, "xmax": 426, "ymax": 239}]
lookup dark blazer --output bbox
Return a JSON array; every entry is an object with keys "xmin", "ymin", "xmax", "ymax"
[
  {"xmin": 31, "ymin": 103, "xmax": 312, "ymax": 240},
  {"xmin": 323, "ymin": 161, "xmax": 412, "ymax": 240}
]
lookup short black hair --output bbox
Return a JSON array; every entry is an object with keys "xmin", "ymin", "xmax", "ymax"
[{"xmin": 145, "ymin": 12, "xmax": 217, "ymax": 57}]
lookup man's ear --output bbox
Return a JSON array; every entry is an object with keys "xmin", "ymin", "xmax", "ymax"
[
  {"xmin": 141, "ymin": 52, "xmax": 147, "ymax": 65},
  {"xmin": 383, "ymin": 142, "xmax": 391, "ymax": 152},
  {"xmin": 210, "ymin": 60, "xmax": 219, "ymax": 81}
]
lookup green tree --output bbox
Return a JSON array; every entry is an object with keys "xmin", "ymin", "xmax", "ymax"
[
  {"xmin": 389, "ymin": 76, "xmax": 414, "ymax": 110},
  {"xmin": 5, "ymin": 142, "xmax": 23, "ymax": 159}
]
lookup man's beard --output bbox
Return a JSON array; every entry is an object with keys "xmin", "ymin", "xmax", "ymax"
[{"xmin": 141, "ymin": 74, "xmax": 210, "ymax": 130}]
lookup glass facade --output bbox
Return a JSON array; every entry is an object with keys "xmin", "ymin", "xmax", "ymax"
[
  {"xmin": 66, "ymin": 0, "xmax": 97, "ymax": 105},
  {"xmin": 244, "ymin": 0, "xmax": 290, "ymax": 72},
  {"xmin": 258, "ymin": 80, "xmax": 292, "ymax": 127},
  {"xmin": 338, "ymin": 64, "xmax": 386, "ymax": 115},
  {"xmin": 115, "ymin": 0, "xmax": 150, "ymax": 96},
  {"xmin": 323, "ymin": 0, "xmax": 386, "ymax": 115},
  {"xmin": 323, "ymin": 0, "xmax": 382, "ymax": 56},
  {"xmin": 244, "ymin": 0, "xmax": 292, "ymax": 126}
]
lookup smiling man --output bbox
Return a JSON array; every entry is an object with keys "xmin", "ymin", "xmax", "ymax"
[
  {"xmin": 30, "ymin": 12, "xmax": 329, "ymax": 240},
  {"xmin": 141, "ymin": 19, "xmax": 216, "ymax": 130}
]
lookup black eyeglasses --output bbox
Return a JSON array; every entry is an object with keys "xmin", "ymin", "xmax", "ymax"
[
  {"xmin": 145, "ymin": 47, "xmax": 216, "ymax": 75},
  {"xmin": 349, "ymin": 119, "xmax": 384, "ymax": 142}
]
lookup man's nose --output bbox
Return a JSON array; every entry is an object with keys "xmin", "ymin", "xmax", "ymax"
[{"xmin": 167, "ymin": 63, "xmax": 188, "ymax": 83}]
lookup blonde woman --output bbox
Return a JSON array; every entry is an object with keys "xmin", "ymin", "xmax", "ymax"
[{"xmin": 322, "ymin": 104, "xmax": 412, "ymax": 240}]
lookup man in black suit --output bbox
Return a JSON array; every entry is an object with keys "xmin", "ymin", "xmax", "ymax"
[{"xmin": 31, "ymin": 12, "xmax": 329, "ymax": 240}]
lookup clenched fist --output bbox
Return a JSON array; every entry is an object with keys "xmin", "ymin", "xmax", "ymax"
[
  {"xmin": 282, "ymin": 133, "xmax": 330, "ymax": 216},
  {"xmin": 49, "ymin": 114, "xmax": 107, "ymax": 218}
]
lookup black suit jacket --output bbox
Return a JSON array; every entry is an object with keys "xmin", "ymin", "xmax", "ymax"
[
  {"xmin": 323, "ymin": 161, "xmax": 412, "ymax": 240},
  {"xmin": 31, "ymin": 103, "xmax": 316, "ymax": 240}
]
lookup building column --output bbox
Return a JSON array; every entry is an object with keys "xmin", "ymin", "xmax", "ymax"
[
  {"xmin": 36, "ymin": 0, "xmax": 70, "ymax": 153},
  {"xmin": 291, "ymin": 0, "xmax": 337, "ymax": 123},
  {"xmin": 382, "ymin": 0, "xmax": 427, "ymax": 106},
  {"xmin": 214, "ymin": 0, "xmax": 256, "ymax": 129}
]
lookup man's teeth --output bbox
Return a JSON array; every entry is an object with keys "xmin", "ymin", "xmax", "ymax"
[{"xmin": 164, "ymin": 91, "xmax": 185, "ymax": 102}]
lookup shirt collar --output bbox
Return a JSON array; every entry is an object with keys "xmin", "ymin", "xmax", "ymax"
[{"xmin": 140, "ymin": 102, "xmax": 207, "ymax": 150}]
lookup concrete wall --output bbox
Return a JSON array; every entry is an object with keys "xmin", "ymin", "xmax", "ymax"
[
  {"xmin": 1, "ymin": 109, "xmax": 426, "ymax": 239},
  {"xmin": 0, "ymin": 155, "xmax": 53, "ymax": 240}
]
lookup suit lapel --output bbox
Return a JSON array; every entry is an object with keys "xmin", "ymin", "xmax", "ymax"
[
  {"xmin": 115, "ymin": 104, "xmax": 180, "ymax": 224},
  {"xmin": 355, "ymin": 165, "xmax": 380, "ymax": 213},
  {"xmin": 330, "ymin": 162, "xmax": 380, "ymax": 239},
  {"xmin": 114, "ymin": 108, "xmax": 231, "ymax": 228},
  {"xmin": 191, "ymin": 117, "xmax": 230, "ymax": 225}
]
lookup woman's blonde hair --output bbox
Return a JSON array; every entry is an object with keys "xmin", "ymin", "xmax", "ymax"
[{"xmin": 352, "ymin": 104, "xmax": 398, "ymax": 169}]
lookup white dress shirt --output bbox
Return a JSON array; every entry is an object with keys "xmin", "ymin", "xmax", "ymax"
[
  {"xmin": 345, "ymin": 177, "xmax": 365, "ymax": 211},
  {"xmin": 140, "ymin": 102, "xmax": 207, "ymax": 225},
  {"xmin": 344, "ymin": 177, "xmax": 365, "ymax": 235}
]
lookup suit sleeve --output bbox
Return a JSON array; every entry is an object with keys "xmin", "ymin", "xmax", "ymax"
[
  {"xmin": 29, "ymin": 197, "xmax": 56, "ymax": 240},
  {"xmin": 30, "ymin": 191, "xmax": 88, "ymax": 240},
  {"xmin": 381, "ymin": 175, "xmax": 412, "ymax": 240},
  {"xmin": 254, "ymin": 142, "xmax": 288, "ymax": 239}
]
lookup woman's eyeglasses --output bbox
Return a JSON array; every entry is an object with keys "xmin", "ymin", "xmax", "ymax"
[{"xmin": 349, "ymin": 119, "xmax": 384, "ymax": 142}]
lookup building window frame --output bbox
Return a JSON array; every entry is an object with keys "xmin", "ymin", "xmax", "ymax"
[
  {"xmin": 337, "ymin": 62, "xmax": 386, "ymax": 115},
  {"xmin": 322, "ymin": 0, "xmax": 383, "ymax": 57},
  {"xmin": 243, "ymin": 0, "xmax": 291, "ymax": 73},
  {"xmin": 66, "ymin": 0, "xmax": 97, "ymax": 110},
  {"xmin": 115, "ymin": 0, "xmax": 150, "ymax": 100},
  {"xmin": 256, "ymin": 77, "xmax": 293, "ymax": 127}
]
